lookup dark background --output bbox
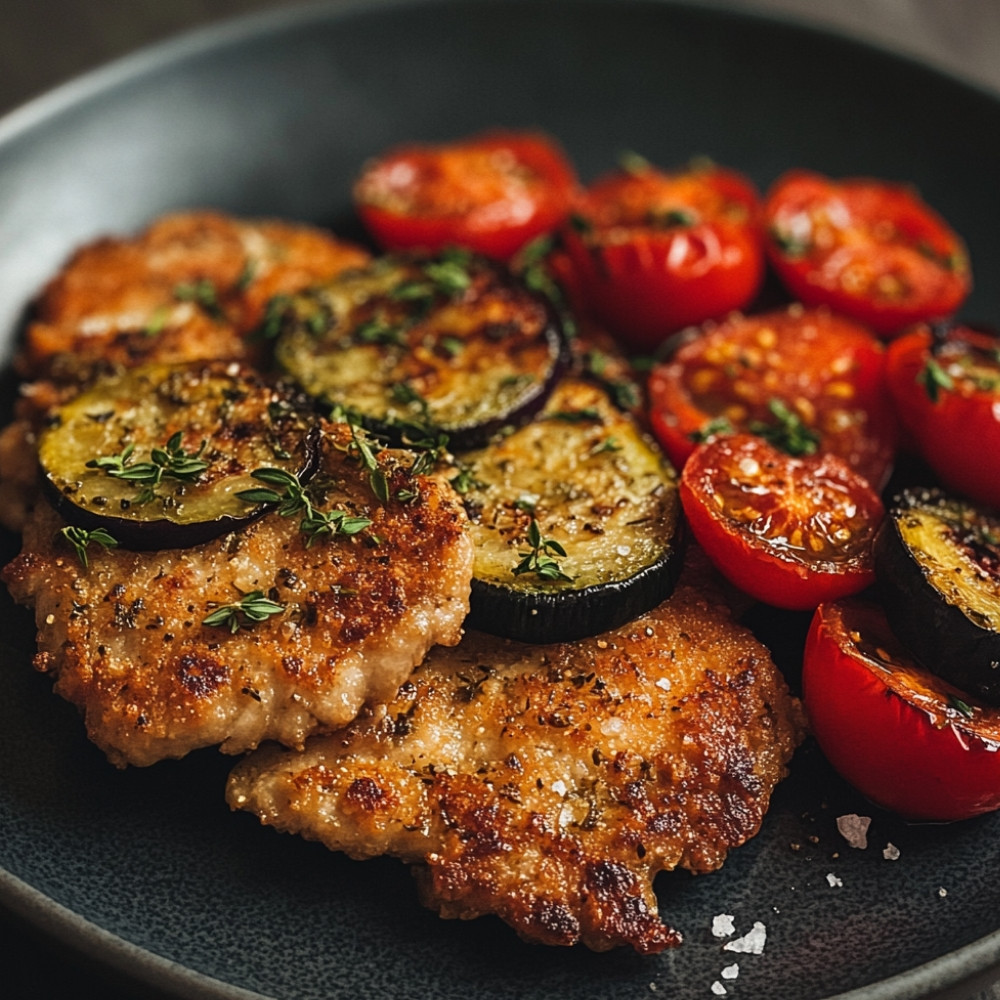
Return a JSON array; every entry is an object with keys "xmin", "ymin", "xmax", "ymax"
[{"xmin": 1, "ymin": 2, "xmax": 999, "ymax": 999}]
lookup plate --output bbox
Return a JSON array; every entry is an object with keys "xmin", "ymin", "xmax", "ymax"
[{"xmin": 2, "ymin": 2, "xmax": 1000, "ymax": 998}]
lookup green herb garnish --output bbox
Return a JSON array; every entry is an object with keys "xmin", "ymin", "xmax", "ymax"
[
  {"xmin": 236, "ymin": 467, "xmax": 373, "ymax": 545},
  {"xmin": 59, "ymin": 525, "xmax": 118, "ymax": 568},
  {"xmin": 918, "ymin": 357, "xmax": 954, "ymax": 403},
  {"xmin": 948, "ymin": 693, "xmax": 975, "ymax": 719},
  {"xmin": 87, "ymin": 433, "xmax": 209, "ymax": 505},
  {"xmin": 749, "ymin": 399, "xmax": 820, "ymax": 457},
  {"xmin": 202, "ymin": 590, "xmax": 286, "ymax": 633},
  {"xmin": 688, "ymin": 416, "xmax": 735, "ymax": 444},
  {"xmin": 512, "ymin": 519, "xmax": 573, "ymax": 582},
  {"xmin": 173, "ymin": 279, "xmax": 225, "ymax": 321}
]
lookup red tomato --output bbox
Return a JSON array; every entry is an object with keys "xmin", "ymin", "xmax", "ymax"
[
  {"xmin": 353, "ymin": 131, "xmax": 578, "ymax": 260},
  {"xmin": 679, "ymin": 435, "xmax": 883, "ymax": 610},
  {"xmin": 764, "ymin": 170, "xmax": 971, "ymax": 335},
  {"xmin": 803, "ymin": 598, "xmax": 1000, "ymax": 821},
  {"xmin": 886, "ymin": 323, "xmax": 1000, "ymax": 508},
  {"xmin": 561, "ymin": 160, "xmax": 765, "ymax": 350},
  {"xmin": 647, "ymin": 306, "xmax": 898, "ymax": 489}
]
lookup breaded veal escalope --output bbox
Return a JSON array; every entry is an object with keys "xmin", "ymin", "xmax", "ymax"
[
  {"xmin": 2, "ymin": 422, "xmax": 474, "ymax": 767},
  {"xmin": 228, "ymin": 551, "xmax": 805, "ymax": 954}
]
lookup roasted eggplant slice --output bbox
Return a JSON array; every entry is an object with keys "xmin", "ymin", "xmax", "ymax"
[
  {"xmin": 874, "ymin": 488, "xmax": 1000, "ymax": 704},
  {"xmin": 38, "ymin": 361, "xmax": 318, "ymax": 549},
  {"xmin": 458, "ymin": 379, "xmax": 684, "ymax": 643},
  {"xmin": 271, "ymin": 250, "xmax": 566, "ymax": 450}
]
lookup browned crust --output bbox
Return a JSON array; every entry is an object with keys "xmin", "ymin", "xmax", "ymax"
[
  {"xmin": 227, "ymin": 552, "xmax": 805, "ymax": 953},
  {"xmin": 2, "ymin": 422, "xmax": 473, "ymax": 766}
]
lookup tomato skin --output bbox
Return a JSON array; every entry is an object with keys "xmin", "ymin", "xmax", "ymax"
[
  {"xmin": 764, "ymin": 170, "xmax": 971, "ymax": 335},
  {"xmin": 353, "ymin": 131, "xmax": 578, "ymax": 261},
  {"xmin": 679, "ymin": 435, "xmax": 884, "ymax": 611},
  {"xmin": 647, "ymin": 306, "xmax": 898, "ymax": 490},
  {"xmin": 562, "ymin": 163, "xmax": 765, "ymax": 350},
  {"xmin": 802, "ymin": 599, "xmax": 1000, "ymax": 822},
  {"xmin": 886, "ymin": 324, "xmax": 1000, "ymax": 508}
]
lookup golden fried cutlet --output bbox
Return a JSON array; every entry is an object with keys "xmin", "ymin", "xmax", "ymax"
[
  {"xmin": 227, "ymin": 552, "xmax": 805, "ymax": 954},
  {"xmin": 2, "ymin": 423, "xmax": 473, "ymax": 767}
]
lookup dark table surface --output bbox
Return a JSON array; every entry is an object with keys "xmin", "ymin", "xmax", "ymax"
[{"xmin": 2, "ymin": 2, "xmax": 1000, "ymax": 999}]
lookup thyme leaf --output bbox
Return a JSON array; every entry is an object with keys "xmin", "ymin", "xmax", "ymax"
[
  {"xmin": 512, "ymin": 519, "xmax": 573, "ymax": 582},
  {"xmin": 918, "ymin": 356, "xmax": 954, "ymax": 402},
  {"xmin": 173, "ymin": 279, "xmax": 225, "ymax": 321},
  {"xmin": 86, "ymin": 433, "xmax": 209, "ymax": 506},
  {"xmin": 749, "ymin": 399, "xmax": 820, "ymax": 457},
  {"xmin": 202, "ymin": 590, "xmax": 285, "ymax": 633},
  {"xmin": 59, "ymin": 525, "xmax": 118, "ymax": 568}
]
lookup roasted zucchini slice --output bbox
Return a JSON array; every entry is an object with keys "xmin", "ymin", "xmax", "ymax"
[
  {"xmin": 874, "ymin": 488, "xmax": 1000, "ymax": 704},
  {"xmin": 457, "ymin": 378, "xmax": 684, "ymax": 643},
  {"xmin": 271, "ymin": 250, "xmax": 566, "ymax": 450},
  {"xmin": 39, "ymin": 361, "xmax": 318, "ymax": 549}
]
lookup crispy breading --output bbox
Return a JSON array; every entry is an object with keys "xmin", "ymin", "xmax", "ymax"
[
  {"xmin": 2, "ymin": 423, "xmax": 473, "ymax": 767},
  {"xmin": 20, "ymin": 210, "xmax": 371, "ymax": 380},
  {"xmin": 227, "ymin": 552, "xmax": 805, "ymax": 954}
]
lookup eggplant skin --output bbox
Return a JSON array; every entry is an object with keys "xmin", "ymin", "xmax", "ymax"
[
  {"xmin": 38, "ymin": 362, "xmax": 320, "ymax": 551},
  {"xmin": 273, "ymin": 251, "xmax": 567, "ymax": 450},
  {"xmin": 874, "ymin": 488, "xmax": 1000, "ymax": 704},
  {"xmin": 461, "ymin": 379, "xmax": 684, "ymax": 644}
]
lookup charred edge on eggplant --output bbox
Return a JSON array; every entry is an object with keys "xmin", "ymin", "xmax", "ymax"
[
  {"xmin": 272, "ymin": 250, "xmax": 569, "ymax": 451},
  {"xmin": 874, "ymin": 487, "xmax": 1000, "ymax": 705},
  {"xmin": 38, "ymin": 362, "xmax": 321, "ymax": 551},
  {"xmin": 459, "ymin": 379, "xmax": 685, "ymax": 644}
]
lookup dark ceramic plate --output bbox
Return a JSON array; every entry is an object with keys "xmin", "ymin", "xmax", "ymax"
[{"xmin": 3, "ymin": 2, "xmax": 1000, "ymax": 998}]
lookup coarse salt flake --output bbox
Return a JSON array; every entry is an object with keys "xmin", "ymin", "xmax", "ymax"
[
  {"xmin": 883, "ymin": 842, "xmax": 900, "ymax": 861},
  {"xmin": 721, "ymin": 963, "xmax": 739, "ymax": 980},
  {"xmin": 938, "ymin": 887, "xmax": 948, "ymax": 898},
  {"xmin": 656, "ymin": 677, "xmax": 672, "ymax": 691},
  {"xmin": 723, "ymin": 921, "xmax": 767, "ymax": 954},
  {"xmin": 836, "ymin": 813, "xmax": 871, "ymax": 849},
  {"xmin": 711, "ymin": 914, "xmax": 736, "ymax": 938},
  {"xmin": 826, "ymin": 873, "xmax": 843, "ymax": 888},
  {"xmin": 711, "ymin": 982, "xmax": 727, "ymax": 996}
]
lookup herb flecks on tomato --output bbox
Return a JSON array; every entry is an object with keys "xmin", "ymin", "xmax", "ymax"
[
  {"xmin": 354, "ymin": 131, "xmax": 578, "ymax": 261},
  {"xmin": 679, "ymin": 435, "xmax": 884, "ymax": 611},
  {"xmin": 887, "ymin": 324, "xmax": 1000, "ymax": 507},
  {"xmin": 562, "ymin": 159, "xmax": 765, "ymax": 350},
  {"xmin": 802, "ymin": 599, "xmax": 1000, "ymax": 822},
  {"xmin": 764, "ymin": 170, "xmax": 971, "ymax": 334},
  {"xmin": 648, "ymin": 306, "xmax": 898, "ymax": 490}
]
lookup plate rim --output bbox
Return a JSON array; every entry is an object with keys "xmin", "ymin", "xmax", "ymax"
[{"xmin": 2, "ymin": 2, "xmax": 1000, "ymax": 998}]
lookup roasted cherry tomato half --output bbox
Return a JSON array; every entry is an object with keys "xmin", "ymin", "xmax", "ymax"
[
  {"xmin": 353, "ymin": 131, "xmax": 578, "ymax": 261},
  {"xmin": 764, "ymin": 170, "xmax": 971, "ymax": 335},
  {"xmin": 561, "ymin": 159, "xmax": 765, "ymax": 350},
  {"xmin": 679, "ymin": 435, "xmax": 884, "ymax": 610},
  {"xmin": 647, "ymin": 306, "xmax": 898, "ymax": 490},
  {"xmin": 886, "ymin": 323, "xmax": 1000, "ymax": 508},
  {"xmin": 803, "ymin": 598, "xmax": 1000, "ymax": 822}
]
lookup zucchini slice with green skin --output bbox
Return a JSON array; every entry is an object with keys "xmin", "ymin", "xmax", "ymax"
[
  {"xmin": 874, "ymin": 488, "xmax": 1000, "ymax": 704},
  {"xmin": 39, "ymin": 361, "xmax": 319, "ymax": 550},
  {"xmin": 457, "ymin": 378, "xmax": 684, "ymax": 643},
  {"xmin": 271, "ymin": 250, "xmax": 566, "ymax": 450}
]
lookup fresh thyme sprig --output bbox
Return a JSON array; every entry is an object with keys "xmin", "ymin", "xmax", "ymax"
[
  {"xmin": 86, "ymin": 432, "xmax": 209, "ymax": 505},
  {"xmin": 202, "ymin": 590, "xmax": 285, "ymax": 633},
  {"xmin": 236, "ymin": 467, "xmax": 373, "ymax": 547},
  {"xmin": 173, "ymin": 279, "xmax": 225, "ymax": 321},
  {"xmin": 512, "ymin": 519, "xmax": 572, "ymax": 582},
  {"xmin": 59, "ymin": 525, "xmax": 118, "ymax": 568},
  {"xmin": 918, "ymin": 356, "xmax": 954, "ymax": 402},
  {"xmin": 749, "ymin": 399, "xmax": 821, "ymax": 457},
  {"xmin": 347, "ymin": 422, "xmax": 391, "ymax": 503}
]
